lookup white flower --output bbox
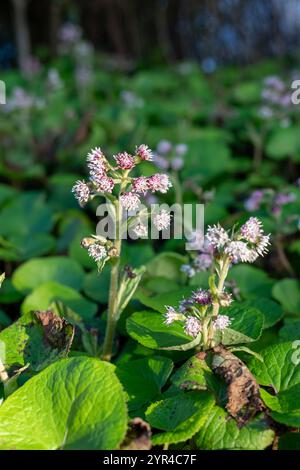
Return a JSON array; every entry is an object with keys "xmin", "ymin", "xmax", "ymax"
[
  {"xmin": 72, "ymin": 180, "xmax": 90, "ymax": 207},
  {"xmin": 120, "ymin": 192, "xmax": 140, "ymax": 211},
  {"xmin": 88, "ymin": 244, "xmax": 107, "ymax": 262},
  {"xmin": 133, "ymin": 223, "xmax": 148, "ymax": 238},
  {"xmin": 147, "ymin": 174, "xmax": 172, "ymax": 193},
  {"xmin": 240, "ymin": 217, "xmax": 264, "ymax": 243},
  {"xmin": 256, "ymin": 235, "xmax": 270, "ymax": 256},
  {"xmin": 206, "ymin": 225, "xmax": 229, "ymax": 250},
  {"xmin": 213, "ymin": 315, "xmax": 231, "ymax": 331},
  {"xmin": 184, "ymin": 316, "xmax": 201, "ymax": 338},
  {"xmin": 225, "ymin": 241, "xmax": 257, "ymax": 263},
  {"xmin": 153, "ymin": 210, "xmax": 171, "ymax": 231},
  {"xmin": 164, "ymin": 306, "xmax": 179, "ymax": 325}
]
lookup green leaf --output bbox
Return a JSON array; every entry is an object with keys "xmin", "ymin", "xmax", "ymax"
[
  {"xmin": 195, "ymin": 406, "xmax": 274, "ymax": 450},
  {"xmin": 12, "ymin": 257, "xmax": 85, "ymax": 294},
  {"xmin": 126, "ymin": 311, "xmax": 193, "ymax": 350},
  {"xmin": 83, "ymin": 266, "xmax": 110, "ymax": 303},
  {"xmin": 146, "ymin": 252, "xmax": 187, "ymax": 282},
  {"xmin": 249, "ymin": 342, "xmax": 300, "ymax": 416},
  {"xmin": 266, "ymin": 126, "xmax": 300, "ymax": 161},
  {"xmin": 0, "ymin": 192, "xmax": 54, "ymax": 238},
  {"xmin": 242, "ymin": 298, "xmax": 283, "ymax": 329},
  {"xmin": 0, "ymin": 357, "xmax": 128, "ymax": 450},
  {"xmin": 228, "ymin": 346, "xmax": 263, "ymax": 362},
  {"xmin": 134, "ymin": 286, "xmax": 195, "ymax": 314},
  {"xmin": 168, "ymin": 356, "xmax": 211, "ymax": 393},
  {"xmin": 0, "ymin": 278, "xmax": 23, "ymax": 304},
  {"xmin": 21, "ymin": 281, "xmax": 97, "ymax": 321},
  {"xmin": 272, "ymin": 279, "xmax": 300, "ymax": 315},
  {"xmin": 0, "ymin": 311, "xmax": 74, "ymax": 373},
  {"xmin": 146, "ymin": 391, "xmax": 215, "ymax": 445},
  {"xmin": 279, "ymin": 320, "xmax": 300, "ymax": 341},
  {"xmin": 227, "ymin": 265, "xmax": 274, "ymax": 299},
  {"xmin": 214, "ymin": 305, "xmax": 264, "ymax": 345},
  {"xmin": 116, "ymin": 356, "xmax": 173, "ymax": 411},
  {"xmin": 278, "ymin": 433, "xmax": 300, "ymax": 450}
]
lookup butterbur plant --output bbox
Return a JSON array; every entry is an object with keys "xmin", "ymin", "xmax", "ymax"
[
  {"xmin": 72, "ymin": 145, "xmax": 172, "ymax": 361},
  {"xmin": 165, "ymin": 217, "xmax": 270, "ymax": 351}
]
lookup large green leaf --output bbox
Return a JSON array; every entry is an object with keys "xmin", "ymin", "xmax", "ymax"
[
  {"xmin": 126, "ymin": 311, "xmax": 193, "ymax": 350},
  {"xmin": 146, "ymin": 391, "xmax": 215, "ymax": 445},
  {"xmin": 116, "ymin": 356, "xmax": 173, "ymax": 411},
  {"xmin": 227, "ymin": 265, "xmax": 274, "ymax": 299},
  {"xmin": 242, "ymin": 298, "xmax": 283, "ymax": 329},
  {"xmin": 279, "ymin": 320, "xmax": 300, "ymax": 341},
  {"xmin": 12, "ymin": 257, "xmax": 85, "ymax": 294},
  {"xmin": 195, "ymin": 406, "xmax": 274, "ymax": 450},
  {"xmin": 272, "ymin": 279, "xmax": 300, "ymax": 315},
  {"xmin": 0, "ymin": 192, "xmax": 54, "ymax": 238},
  {"xmin": 249, "ymin": 342, "xmax": 300, "ymax": 421},
  {"xmin": 21, "ymin": 282, "xmax": 97, "ymax": 321},
  {"xmin": 146, "ymin": 252, "xmax": 186, "ymax": 282},
  {"xmin": 0, "ymin": 311, "xmax": 74, "ymax": 373},
  {"xmin": 214, "ymin": 305, "xmax": 264, "ymax": 346},
  {"xmin": 0, "ymin": 358, "xmax": 128, "ymax": 450}
]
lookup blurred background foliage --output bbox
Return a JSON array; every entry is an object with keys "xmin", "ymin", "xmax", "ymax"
[{"xmin": 0, "ymin": 0, "xmax": 299, "ymax": 346}]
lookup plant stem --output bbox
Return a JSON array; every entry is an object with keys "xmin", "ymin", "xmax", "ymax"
[
  {"xmin": 102, "ymin": 200, "xmax": 122, "ymax": 362},
  {"xmin": 207, "ymin": 256, "xmax": 230, "ymax": 349}
]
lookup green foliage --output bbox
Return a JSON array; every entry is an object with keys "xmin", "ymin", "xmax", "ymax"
[{"xmin": 0, "ymin": 358, "xmax": 128, "ymax": 450}]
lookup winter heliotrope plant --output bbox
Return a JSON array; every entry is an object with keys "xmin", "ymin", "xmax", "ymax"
[
  {"xmin": 165, "ymin": 217, "xmax": 270, "ymax": 350},
  {"xmin": 72, "ymin": 145, "xmax": 172, "ymax": 361}
]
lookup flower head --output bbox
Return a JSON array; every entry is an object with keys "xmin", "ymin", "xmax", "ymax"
[
  {"xmin": 164, "ymin": 306, "xmax": 179, "ymax": 325},
  {"xmin": 181, "ymin": 264, "xmax": 196, "ymax": 278},
  {"xmin": 244, "ymin": 190, "xmax": 264, "ymax": 212},
  {"xmin": 184, "ymin": 316, "xmax": 201, "ymax": 338},
  {"xmin": 240, "ymin": 217, "xmax": 264, "ymax": 243},
  {"xmin": 147, "ymin": 174, "xmax": 172, "ymax": 193},
  {"xmin": 157, "ymin": 140, "xmax": 172, "ymax": 154},
  {"xmin": 114, "ymin": 152, "xmax": 135, "ymax": 170},
  {"xmin": 72, "ymin": 180, "xmax": 90, "ymax": 207},
  {"xmin": 120, "ymin": 192, "xmax": 140, "ymax": 211},
  {"xmin": 225, "ymin": 240, "xmax": 257, "ymax": 263},
  {"xmin": 132, "ymin": 176, "xmax": 149, "ymax": 195},
  {"xmin": 96, "ymin": 176, "xmax": 115, "ymax": 194},
  {"xmin": 192, "ymin": 289, "xmax": 212, "ymax": 306},
  {"xmin": 194, "ymin": 253, "xmax": 213, "ymax": 271},
  {"xmin": 153, "ymin": 210, "xmax": 171, "ymax": 231},
  {"xmin": 213, "ymin": 315, "xmax": 231, "ymax": 331},
  {"xmin": 88, "ymin": 244, "xmax": 107, "ymax": 262},
  {"xmin": 206, "ymin": 225, "xmax": 229, "ymax": 250},
  {"xmin": 136, "ymin": 144, "xmax": 153, "ymax": 161},
  {"xmin": 133, "ymin": 223, "xmax": 148, "ymax": 238},
  {"xmin": 87, "ymin": 147, "xmax": 106, "ymax": 174}
]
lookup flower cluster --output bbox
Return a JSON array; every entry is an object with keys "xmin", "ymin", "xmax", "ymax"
[
  {"xmin": 164, "ymin": 285, "xmax": 232, "ymax": 340},
  {"xmin": 72, "ymin": 144, "xmax": 173, "ymax": 267},
  {"xmin": 207, "ymin": 218, "xmax": 270, "ymax": 263},
  {"xmin": 245, "ymin": 188, "xmax": 297, "ymax": 216},
  {"xmin": 258, "ymin": 75, "xmax": 295, "ymax": 127},
  {"xmin": 167, "ymin": 217, "xmax": 270, "ymax": 349}
]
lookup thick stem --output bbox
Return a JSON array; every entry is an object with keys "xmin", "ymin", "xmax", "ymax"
[
  {"xmin": 206, "ymin": 256, "xmax": 231, "ymax": 349},
  {"xmin": 101, "ymin": 201, "xmax": 122, "ymax": 362}
]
